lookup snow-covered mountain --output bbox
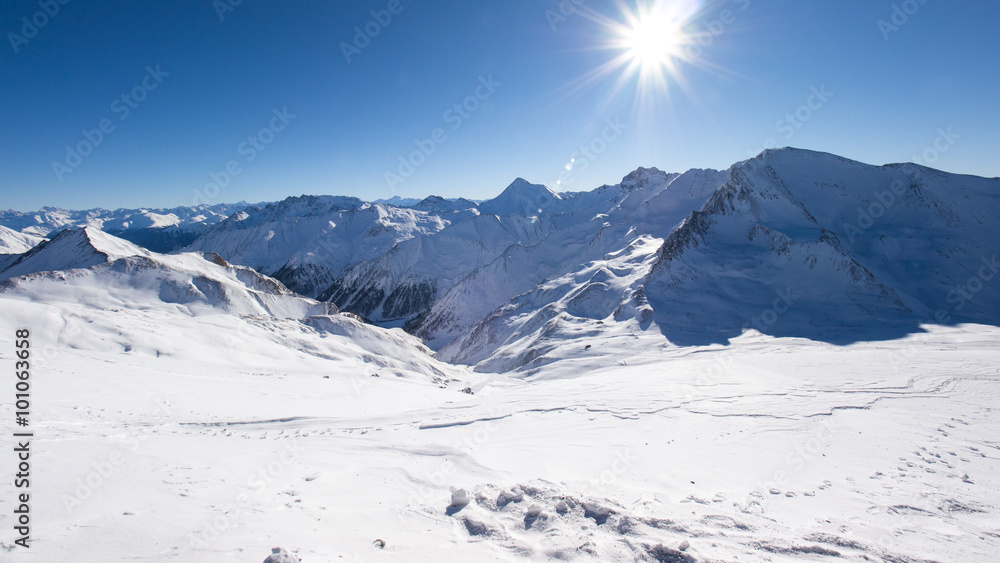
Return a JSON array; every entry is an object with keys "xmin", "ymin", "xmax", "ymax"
[
  {"xmin": 416, "ymin": 168, "xmax": 729, "ymax": 348},
  {"xmin": 163, "ymin": 149, "xmax": 998, "ymax": 374},
  {"xmin": 323, "ymin": 211, "xmax": 556, "ymax": 323},
  {"xmin": 438, "ymin": 149, "xmax": 1000, "ymax": 371},
  {"xmin": 0, "ymin": 226, "xmax": 457, "ymax": 383},
  {"xmin": 0, "ymin": 224, "xmax": 44, "ymax": 254},
  {"xmin": 309, "ymin": 172, "xmax": 715, "ymax": 331},
  {"xmin": 0, "ymin": 226, "xmax": 332, "ymax": 318},
  {"xmin": 477, "ymin": 177, "xmax": 562, "ymax": 216},
  {"xmin": 409, "ymin": 195, "xmax": 480, "ymax": 215},
  {"xmin": 0, "ymin": 202, "xmax": 249, "ymax": 252},
  {"xmin": 182, "ymin": 196, "xmax": 453, "ymax": 298},
  {"xmin": 0, "ymin": 226, "xmax": 149, "ymax": 282}
]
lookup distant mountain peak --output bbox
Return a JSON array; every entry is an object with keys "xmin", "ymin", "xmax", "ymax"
[
  {"xmin": 410, "ymin": 196, "xmax": 479, "ymax": 213},
  {"xmin": 479, "ymin": 178, "xmax": 562, "ymax": 216},
  {"xmin": 621, "ymin": 167, "xmax": 669, "ymax": 190}
]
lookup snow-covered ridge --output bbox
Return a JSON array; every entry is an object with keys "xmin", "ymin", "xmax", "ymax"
[
  {"xmin": 0, "ymin": 226, "xmax": 333, "ymax": 319},
  {"xmin": 0, "ymin": 202, "xmax": 251, "ymax": 252},
  {"xmin": 0, "ymin": 226, "xmax": 149, "ymax": 282},
  {"xmin": 183, "ymin": 196, "xmax": 454, "ymax": 298}
]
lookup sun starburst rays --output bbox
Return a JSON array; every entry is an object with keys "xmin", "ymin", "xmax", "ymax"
[{"xmin": 555, "ymin": 0, "xmax": 710, "ymax": 112}]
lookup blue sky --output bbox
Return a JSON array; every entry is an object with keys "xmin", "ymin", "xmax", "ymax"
[{"xmin": 2, "ymin": 0, "xmax": 998, "ymax": 211}]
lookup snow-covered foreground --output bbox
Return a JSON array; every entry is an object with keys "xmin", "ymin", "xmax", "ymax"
[{"xmin": 1, "ymin": 297, "xmax": 998, "ymax": 562}]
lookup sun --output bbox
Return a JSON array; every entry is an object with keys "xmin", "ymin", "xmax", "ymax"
[
  {"xmin": 557, "ymin": 0, "xmax": 704, "ymax": 105},
  {"xmin": 551, "ymin": 1, "xmax": 721, "ymax": 186},
  {"xmin": 619, "ymin": 11, "xmax": 685, "ymax": 74}
]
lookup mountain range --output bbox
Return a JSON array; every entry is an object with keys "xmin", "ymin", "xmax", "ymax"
[
  {"xmin": 2, "ymin": 148, "xmax": 997, "ymax": 372},
  {"xmin": 0, "ymin": 202, "xmax": 250, "ymax": 252}
]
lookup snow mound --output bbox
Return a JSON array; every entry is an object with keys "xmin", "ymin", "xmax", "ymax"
[
  {"xmin": 262, "ymin": 547, "xmax": 298, "ymax": 563},
  {"xmin": 420, "ymin": 478, "xmax": 966, "ymax": 562}
]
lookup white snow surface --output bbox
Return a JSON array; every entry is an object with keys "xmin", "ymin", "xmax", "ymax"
[
  {"xmin": 0, "ymin": 297, "xmax": 997, "ymax": 561},
  {"xmin": 0, "ymin": 226, "xmax": 43, "ymax": 255}
]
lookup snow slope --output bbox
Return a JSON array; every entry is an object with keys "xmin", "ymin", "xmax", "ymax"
[
  {"xmin": 0, "ymin": 225, "xmax": 44, "ymax": 255},
  {"xmin": 316, "ymin": 170, "xmax": 725, "ymax": 334},
  {"xmin": 171, "ymin": 150, "xmax": 996, "ymax": 371},
  {"xmin": 0, "ymin": 303, "xmax": 997, "ymax": 561},
  {"xmin": 325, "ymin": 213, "xmax": 557, "ymax": 323},
  {"xmin": 640, "ymin": 148, "xmax": 1000, "ymax": 342},
  {"xmin": 0, "ymin": 229, "xmax": 454, "ymax": 384}
]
